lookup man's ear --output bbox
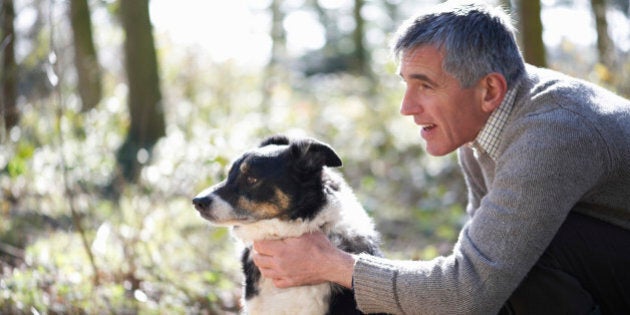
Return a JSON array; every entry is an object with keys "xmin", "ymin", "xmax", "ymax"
[{"xmin": 479, "ymin": 73, "xmax": 508, "ymax": 113}]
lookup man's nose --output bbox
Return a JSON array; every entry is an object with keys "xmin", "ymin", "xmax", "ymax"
[{"xmin": 400, "ymin": 89, "xmax": 421, "ymax": 116}]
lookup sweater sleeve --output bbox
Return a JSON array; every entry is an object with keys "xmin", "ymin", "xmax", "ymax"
[{"xmin": 352, "ymin": 108, "xmax": 610, "ymax": 315}]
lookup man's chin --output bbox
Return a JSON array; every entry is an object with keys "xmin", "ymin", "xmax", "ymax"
[{"xmin": 424, "ymin": 143, "xmax": 457, "ymax": 157}]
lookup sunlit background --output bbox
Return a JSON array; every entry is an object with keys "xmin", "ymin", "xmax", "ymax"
[
  {"xmin": 1, "ymin": 0, "xmax": 629, "ymax": 313},
  {"xmin": 148, "ymin": 0, "xmax": 630, "ymax": 65}
]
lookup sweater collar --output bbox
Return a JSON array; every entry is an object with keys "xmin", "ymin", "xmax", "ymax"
[{"xmin": 470, "ymin": 80, "xmax": 521, "ymax": 161}]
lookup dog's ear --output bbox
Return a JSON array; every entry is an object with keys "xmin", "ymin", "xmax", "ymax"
[
  {"xmin": 259, "ymin": 135, "xmax": 290, "ymax": 147},
  {"xmin": 290, "ymin": 138, "xmax": 342, "ymax": 171}
]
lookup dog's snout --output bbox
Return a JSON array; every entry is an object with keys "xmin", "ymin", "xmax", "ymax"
[{"xmin": 192, "ymin": 196, "xmax": 212, "ymax": 211}]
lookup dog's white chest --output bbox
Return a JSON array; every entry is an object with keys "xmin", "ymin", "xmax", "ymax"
[{"xmin": 245, "ymin": 278, "xmax": 331, "ymax": 315}]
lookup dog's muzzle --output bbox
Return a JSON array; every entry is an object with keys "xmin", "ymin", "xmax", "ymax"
[
  {"xmin": 192, "ymin": 196, "xmax": 212, "ymax": 211},
  {"xmin": 192, "ymin": 191, "xmax": 241, "ymax": 224}
]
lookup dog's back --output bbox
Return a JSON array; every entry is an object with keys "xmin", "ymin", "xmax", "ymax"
[{"xmin": 193, "ymin": 135, "xmax": 382, "ymax": 314}]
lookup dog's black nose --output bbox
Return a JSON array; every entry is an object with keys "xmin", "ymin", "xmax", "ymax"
[{"xmin": 192, "ymin": 196, "xmax": 212, "ymax": 211}]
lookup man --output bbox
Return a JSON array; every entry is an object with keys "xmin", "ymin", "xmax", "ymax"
[{"xmin": 252, "ymin": 1, "xmax": 630, "ymax": 314}]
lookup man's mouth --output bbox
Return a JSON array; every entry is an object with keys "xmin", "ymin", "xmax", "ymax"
[
  {"xmin": 420, "ymin": 124, "xmax": 436, "ymax": 131},
  {"xmin": 419, "ymin": 123, "xmax": 437, "ymax": 140}
]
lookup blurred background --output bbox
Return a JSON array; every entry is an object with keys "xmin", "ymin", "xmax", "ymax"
[{"xmin": 0, "ymin": 0, "xmax": 628, "ymax": 313}]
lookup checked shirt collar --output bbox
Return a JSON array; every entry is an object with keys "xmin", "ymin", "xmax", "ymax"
[{"xmin": 471, "ymin": 80, "xmax": 521, "ymax": 161}]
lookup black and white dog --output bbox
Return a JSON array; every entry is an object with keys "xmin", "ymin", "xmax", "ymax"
[{"xmin": 192, "ymin": 135, "xmax": 382, "ymax": 315}]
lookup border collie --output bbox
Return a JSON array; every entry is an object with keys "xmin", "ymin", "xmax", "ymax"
[{"xmin": 192, "ymin": 135, "xmax": 382, "ymax": 315}]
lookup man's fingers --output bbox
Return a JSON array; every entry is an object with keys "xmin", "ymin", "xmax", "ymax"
[
  {"xmin": 252, "ymin": 251, "xmax": 284, "ymax": 278},
  {"xmin": 272, "ymin": 277, "xmax": 294, "ymax": 289},
  {"xmin": 251, "ymin": 232, "xmax": 334, "ymax": 288},
  {"xmin": 252, "ymin": 250, "xmax": 272, "ymax": 268},
  {"xmin": 252, "ymin": 240, "xmax": 267, "ymax": 255},
  {"xmin": 257, "ymin": 266, "xmax": 276, "ymax": 278},
  {"xmin": 253, "ymin": 238, "xmax": 283, "ymax": 256}
]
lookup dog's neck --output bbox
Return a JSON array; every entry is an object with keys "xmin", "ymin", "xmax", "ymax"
[{"xmin": 231, "ymin": 203, "xmax": 341, "ymax": 245}]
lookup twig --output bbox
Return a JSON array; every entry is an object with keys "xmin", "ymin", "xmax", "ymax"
[
  {"xmin": 0, "ymin": 242, "xmax": 24, "ymax": 260},
  {"xmin": 48, "ymin": 0, "xmax": 100, "ymax": 286}
]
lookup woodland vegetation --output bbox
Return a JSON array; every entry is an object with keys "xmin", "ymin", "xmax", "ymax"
[{"xmin": 1, "ymin": 0, "xmax": 628, "ymax": 313}]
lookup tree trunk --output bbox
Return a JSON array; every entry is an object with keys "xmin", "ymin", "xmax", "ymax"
[
  {"xmin": 260, "ymin": 0, "xmax": 286, "ymax": 117},
  {"xmin": 269, "ymin": 0, "xmax": 286, "ymax": 67},
  {"xmin": 517, "ymin": 0, "xmax": 547, "ymax": 67},
  {"xmin": 116, "ymin": 0, "xmax": 165, "ymax": 184},
  {"xmin": 70, "ymin": 0, "xmax": 102, "ymax": 112},
  {"xmin": 352, "ymin": 0, "xmax": 369, "ymax": 75},
  {"xmin": 1, "ymin": 0, "xmax": 18, "ymax": 133},
  {"xmin": 590, "ymin": 0, "xmax": 615, "ymax": 68}
]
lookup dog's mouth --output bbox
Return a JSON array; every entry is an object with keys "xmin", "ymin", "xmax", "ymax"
[
  {"xmin": 193, "ymin": 194, "xmax": 254, "ymax": 225},
  {"xmin": 196, "ymin": 209, "xmax": 255, "ymax": 226},
  {"xmin": 196, "ymin": 210, "xmax": 217, "ymax": 221}
]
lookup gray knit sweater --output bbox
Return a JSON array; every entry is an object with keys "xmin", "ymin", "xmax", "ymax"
[{"xmin": 352, "ymin": 65, "xmax": 630, "ymax": 315}]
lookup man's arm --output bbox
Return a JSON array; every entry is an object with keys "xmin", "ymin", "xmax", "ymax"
[
  {"xmin": 252, "ymin": 231, "xmax": 357, "ymax": 289},
  {"xmin": 253, "ymin": 110, "xmax": 610, "ymax": 315}
]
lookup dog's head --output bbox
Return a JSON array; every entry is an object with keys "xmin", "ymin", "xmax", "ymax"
[{"xmin": 192, "ymin": 135, "xmax": 342, "ymax": 226}]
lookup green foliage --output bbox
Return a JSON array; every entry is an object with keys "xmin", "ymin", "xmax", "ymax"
[
  {"xmin": 1, "ymin": 40, "xmax": 467, "ymax": 312},
  {"xmin": 13, "ymin": 4, "xmax": 630, "ymax": 315}
]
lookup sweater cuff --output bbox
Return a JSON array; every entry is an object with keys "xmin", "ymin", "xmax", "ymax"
[{"xmin": 353, "ymin": 253, "xmax": 402, "ymax": 314}]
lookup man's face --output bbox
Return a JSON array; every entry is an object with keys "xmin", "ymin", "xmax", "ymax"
[{"xmin": 398, "ymin": 46, "xmax": 492, "ymax": 156}]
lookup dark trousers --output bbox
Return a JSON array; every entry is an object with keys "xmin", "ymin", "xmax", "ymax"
[{"xmin": 499, "ymin": 211, "xmax": 630, "ymax": 315}]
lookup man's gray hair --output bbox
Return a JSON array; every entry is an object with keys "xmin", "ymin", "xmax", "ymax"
[{"xmin": 392, "ymin": 1, "xmax": 525, "ymax": 88}]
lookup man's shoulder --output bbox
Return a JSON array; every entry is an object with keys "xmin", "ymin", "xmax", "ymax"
[
  {"xmin": 511, "ymin": 66, "xmax": 630, "ymax": 137},
  {"xmin": 520, "ymin": 65, "xmax": 629, "ymax": 111},
  {"xmin": 498, "ymin": 76, "xmax": 630, "ymax": 175}
]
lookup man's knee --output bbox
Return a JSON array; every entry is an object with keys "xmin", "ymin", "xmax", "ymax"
[
  {"xmin": 500, "ymin": 263, "xmax": 596, "ymax": 314},
  {"xmin": 502, "ymin": 210, "xmax": 630, "ymax": 314}
]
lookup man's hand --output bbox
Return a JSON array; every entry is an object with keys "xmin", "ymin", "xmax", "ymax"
[{"xmin": 252, "ymin": 231, "xmax": 356, "ymax": 289}]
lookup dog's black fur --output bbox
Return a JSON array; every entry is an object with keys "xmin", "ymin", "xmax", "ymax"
[{"xmin": 193, "ymin": 135, "xmax": 383, "ymax": 315}]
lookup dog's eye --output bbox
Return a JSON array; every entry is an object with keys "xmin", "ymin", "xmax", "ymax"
[{"xmin": 245, "ymin": 176, "xmax": 259, "ymax": 185}]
